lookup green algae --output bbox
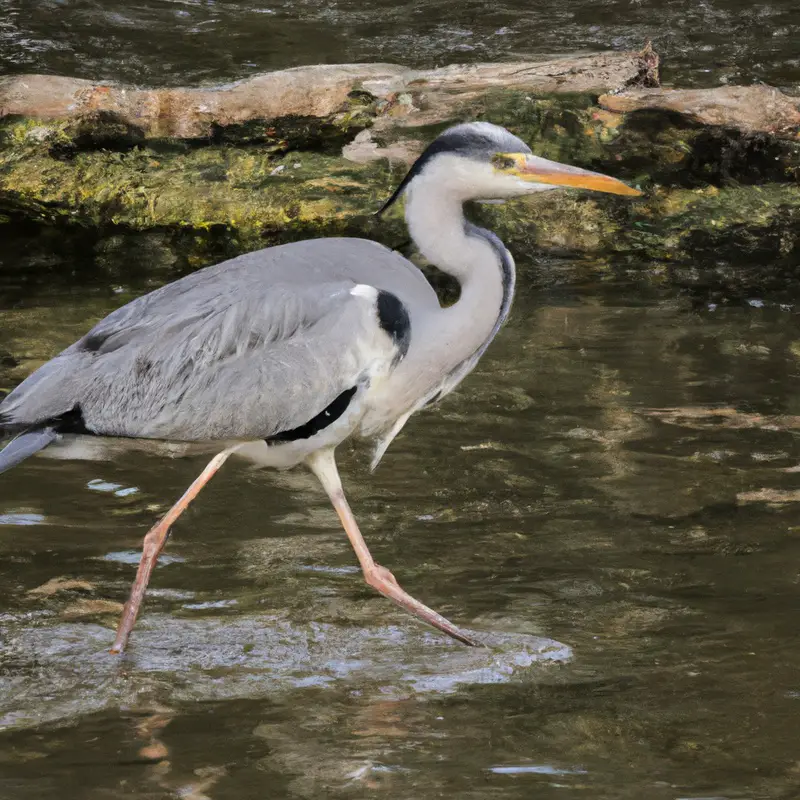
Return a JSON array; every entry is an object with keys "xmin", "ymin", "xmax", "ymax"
[
  {"xmin": 2, "ymin": 91, "xmax": 800, "ymax": 274},
  {"xmin": 0, "ymin": 127, "xmax": 394, "ymax": 237}
]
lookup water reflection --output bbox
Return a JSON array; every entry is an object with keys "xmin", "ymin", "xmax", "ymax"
[{"xmin": 2, "ymin": 232, "xmax": 800, "ymax": 798}]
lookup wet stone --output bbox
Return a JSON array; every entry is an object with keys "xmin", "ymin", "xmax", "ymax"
[{"xmin": 0, "ymin": 614, "xmax": 569, "ymax": 731}]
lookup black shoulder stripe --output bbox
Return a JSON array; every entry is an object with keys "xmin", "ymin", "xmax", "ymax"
[
  {"xmin": 54, "ymin": 405, "xmax": 95, "ymax": 435},
  {"xmin": 376, "ymin": 290, "xmax": 411, "ymax": 360},
  {"xmin": 267, "ymin": 386, "xmax": 358, "ymax": 443}
]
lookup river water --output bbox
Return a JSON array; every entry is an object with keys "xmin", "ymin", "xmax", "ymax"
[
  {"xmin": 2, "ymin": 230, "xmax": 800, "ymax": 798},
  {"xmin": 3, "ymin": 3, "xmax": 800, "ymax": 799},
  {"xmin": 1, "ymin": 0, "xmax": 800, "ymax": 89}
]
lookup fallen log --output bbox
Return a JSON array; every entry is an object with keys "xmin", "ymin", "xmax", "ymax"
[
  {"xmin": 0, "ymin": 51, "xmax": 657, "ymax": 142},
  {"xmin": 598, "ymin": 85, "xmax": 800, "ymax": 137}
]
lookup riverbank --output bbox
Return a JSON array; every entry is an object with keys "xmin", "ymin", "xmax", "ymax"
[{"xmin": 1, "ymin": 47, "xmax": 798, "ymax": 291}]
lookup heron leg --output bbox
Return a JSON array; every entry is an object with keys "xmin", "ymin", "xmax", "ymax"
[
  {"xmin": 110, "ymin": 448, "xmax": 236, "ymax": 654},
  {"xmin": 307, "ymin": 449, "xmax": 479, "ymax": 647}
]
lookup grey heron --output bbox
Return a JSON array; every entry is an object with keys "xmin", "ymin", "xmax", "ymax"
[{"xmin": 0, "ymin": 122, "xmax": 640, "ymax": 652}]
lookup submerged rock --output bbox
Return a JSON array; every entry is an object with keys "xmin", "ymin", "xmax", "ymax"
[{"xmin": 0, "ymin": 612, "xmax": 569, "ymax": 731}]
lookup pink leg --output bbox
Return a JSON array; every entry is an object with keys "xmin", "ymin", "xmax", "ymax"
[
  {"xmin": 110, "ymin": 449, "xmax": 235, "ymax": 654},
  {"xmin": 307, "ymin": 449, "xmax": 479, "ymax": 647}
]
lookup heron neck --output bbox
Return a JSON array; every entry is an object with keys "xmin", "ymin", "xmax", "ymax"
[
  {"xmin": 404, "ymin": 177, "xmax": 515, "ymax": 385},
  {"xmin": 405, "ymin": 181, "xmax": 497, "ymax": 286}
]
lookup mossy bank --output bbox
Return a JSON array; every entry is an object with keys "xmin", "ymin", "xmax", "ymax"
[{"xmin": 2, "ymin": 52, "xmax": 799, "ymax": 296}]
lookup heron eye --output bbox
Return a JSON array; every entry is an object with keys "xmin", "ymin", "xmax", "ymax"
[{"xmin": 492, "ymin": 154, "xmax": 517, "ymax": 171}]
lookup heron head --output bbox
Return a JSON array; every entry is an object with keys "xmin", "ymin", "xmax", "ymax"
[{"xmin": 378, "ymin": 121, "xmax": 640, "ymax": 215}]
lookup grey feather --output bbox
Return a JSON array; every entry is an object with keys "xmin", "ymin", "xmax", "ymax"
[
  {"xmin": 0, "ymin": 427, "xmax": 58, "ymax": 474},
  {"xmin": 0, "ymin": 238, "xmax": 435, "ymax": 442}
]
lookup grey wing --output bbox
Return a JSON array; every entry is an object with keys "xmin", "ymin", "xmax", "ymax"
[{"xmin": 0, "ymin": 278, "xmax": 405, "ymax": 442}]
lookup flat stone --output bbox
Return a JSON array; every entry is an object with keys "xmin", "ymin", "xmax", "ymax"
[{"xmin": 0, "ymin": 613, "xmax": 571, "ymax": 731}]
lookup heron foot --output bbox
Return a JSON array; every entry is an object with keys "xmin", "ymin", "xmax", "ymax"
[
  {"xmin": 306, "ymin": 449, "xmax": 482, "ymax": 649},
  {"xmin": 364, "ymin": 562, "xmax": 480, "ymax": 647}
]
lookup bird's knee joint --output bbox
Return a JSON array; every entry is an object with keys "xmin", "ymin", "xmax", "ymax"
[
  {"xmin": 365, "ymin": 564, "xmax": 398, "ymax": 589},
  {"xmin": 141, "ymin": 527, "xmax": 169, "ymax": 558}
]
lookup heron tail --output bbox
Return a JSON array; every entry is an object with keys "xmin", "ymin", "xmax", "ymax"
[{"xmin": 0, "ymin": 426, "xmax": 58, "ymax": 475}]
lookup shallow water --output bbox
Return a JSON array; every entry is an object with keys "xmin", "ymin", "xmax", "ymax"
[
  {"xmin": 1, "ymin": 0, "xmax": 800, "ymax": 89},
  {"xmin": 2, "ymin": 225, "xmax": 800, "ymax": 798}
]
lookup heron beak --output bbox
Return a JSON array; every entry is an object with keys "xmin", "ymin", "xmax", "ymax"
[{"xmin": 494, "ymin": 153, "xmax": 642, "ymax": 196}]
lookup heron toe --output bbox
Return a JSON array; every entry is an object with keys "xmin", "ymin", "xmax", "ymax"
[{"xmin": 363, "ymin": 563, "xmax": 480, "ymax": 647}]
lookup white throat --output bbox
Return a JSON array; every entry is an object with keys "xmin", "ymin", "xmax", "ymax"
[
  {"xmin": 404, "ymin": 158, "xmax": 504, "ymax": 288},
  {"xmin": 400, "ymin": 155, "xmax": 516, "ymax": 388}
]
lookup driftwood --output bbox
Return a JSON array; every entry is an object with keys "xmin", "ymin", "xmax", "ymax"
[
  {"xmin": 599, "ymin": 85, "xmax": 800, "ymax": 137},
  {"xmin": 0, "ymin": 51, "xmax": 657, "ymax": 141}
]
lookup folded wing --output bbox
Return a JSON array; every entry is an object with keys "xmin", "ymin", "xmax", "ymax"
[{"xmin": 0, "ymin": 277, "xmax": 403, "ymax": 442}]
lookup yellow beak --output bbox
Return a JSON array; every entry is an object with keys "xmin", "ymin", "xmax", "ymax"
[{"xmin": 495, "ymin": 152, "xmax": 642, "ymax": 197}]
